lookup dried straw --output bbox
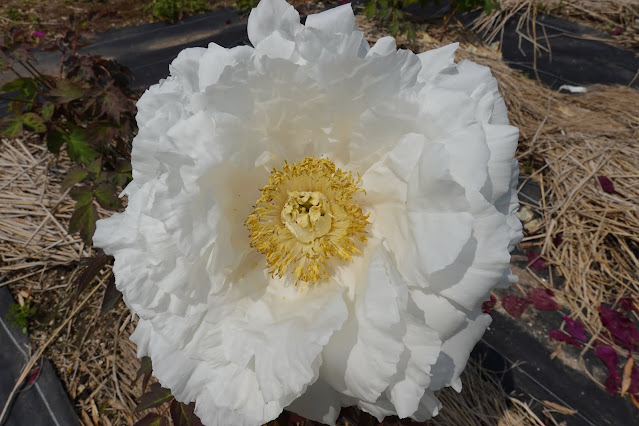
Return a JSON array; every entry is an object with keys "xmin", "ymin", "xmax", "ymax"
[
  {"xmin": 471, "ymin": 0, "xmax": 639, "ymax": 49},
  {"xmin": 0, "ymin": 136, "xmax": 90, "ymax": 284}
]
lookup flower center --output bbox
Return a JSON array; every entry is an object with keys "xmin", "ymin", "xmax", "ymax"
[
  {"xmin": 246, "ymin": 157, "xmax": 369, "ymax": 284},
  {"xmin": 281, "ymin": 191, "xmax": 332, "ymax": 244}
]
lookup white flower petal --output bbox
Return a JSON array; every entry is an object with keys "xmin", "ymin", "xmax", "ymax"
[
  {"xmin": 286, "ymin": 378, "xmax": 341, "ymax": 426},
  {"xmin": 247, "ymin": 0, "xmax": 302, "ymax": 46},
  {"xmin": 429, "ymin": 310, "xmax": 492, "ymax": 391},
  {"xmin": 417, "ymin": 42, "xmax": 458, "ymax": 82},
  {"xmin": 95, "ymin": 2, "xmax": 522, "ymax": 424},
  {"xmin": 305, "ymin": 4, "xmax": 356, "ymax": 34}
]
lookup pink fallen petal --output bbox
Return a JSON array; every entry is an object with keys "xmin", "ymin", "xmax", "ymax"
[
  {"xmin": 527, "ymin": 288, "xmax": 559, "ymax": 311},
  {"xmin": 599, "ymin": 306, "xmax": 639, "ymax": 350},
  {"xmin": 612, "ymin": 27, "xmax": 623, "ymax": 36},
  {"xmin": 549, "ymin": 329, "xmax": 582, "ymax": 347},
  {"xmin": 526, "ymin": 250, "xmax": 547, "ymax": 270},
  {"xmin": 482, "ymin": 294, "xmax": 496, "ymax": 314},
  {"xmin": 563, "ymin": 316, "xmax": 587, "ymax": 342},
  {"xmin": 501, "ymin": 295, "xmax": 531, "ymax": 318},
  {"xmin": 597, "ymin": 176, "xmax": 616, "ymax": 194},
  {"xmin": 32, "ymin": 31, "xmax": 46, "ymax": 38}
]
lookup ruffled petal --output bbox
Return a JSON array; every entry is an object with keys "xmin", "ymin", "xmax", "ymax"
[{"xmin": 247, "ymin": 0, "xmax": 302, "ymax": 46}]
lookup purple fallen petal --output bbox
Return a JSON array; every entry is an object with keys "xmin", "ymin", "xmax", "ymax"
[
  {"xmin": 482, "ymin": 294, "xmax": 496, "ymax": 314},
  {"xmin": 527, "ymin": 288, "xmax": 559, "ymax": 311},
  {"xmin": 618, "ymin": 296, "xmax": 637, "ymax": 312},
  {"xmin": 526, "ymin": 250, "xmax": 547, "ymax": 270},
  {"xmin": 597, "ymin": 176, "xmax": 616, "ymax": 194},
  {"xmin": 563, "ymin": 316, "xmax": 587, "ymax": 342},
  {"xmin": 629, "ymin": 366, "xmax": 639, "ymax": 395},
  {"xmin": 32, "ymin": 31, "xmax": 46, "ymax": 38},
  {"xmin": 605, "ymin": 373, "xmax": 622, "ymax": 396},
  {"xmin": 501, "ymin": 295, "xmax": 531, "ymax": 318},
  {"xmin": 549, "ymin": 329, "xmax": 583, "ymax": 347},
  {"xmin": 595, "ymin": 345, "xmax": 619, "ymax": 372},
  {"xmin": 599, "ymin": 306, "xmax": 639, "ymax": 350},
  {"xmin": 552, "ymin": 234, "xmax": 563, "ymax": 247}
]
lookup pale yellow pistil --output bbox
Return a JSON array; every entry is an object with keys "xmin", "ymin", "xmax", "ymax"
[
  {"xmin": 281, "ymin": 191, "xmax": 332, "ymax": 244},
  {"xmin": 246, "ymin": 157, "xmax": 369, "ymax": 284}
]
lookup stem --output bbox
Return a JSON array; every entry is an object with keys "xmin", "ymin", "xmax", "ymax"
[{"xmin": 7, "ymin": 65, "xmax": 24, "ymax": 80}]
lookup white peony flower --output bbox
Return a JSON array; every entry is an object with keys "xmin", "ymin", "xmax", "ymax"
[{"xmin": 94, "ymin": 0, "xmax": 522, "ymax": 424}]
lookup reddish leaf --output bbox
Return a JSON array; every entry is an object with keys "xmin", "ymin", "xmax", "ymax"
[
  {"xmin": 501, "ymin": 295, "xmax": 531, "ymax": 318},
  {"xmin": 549, "ymin": 330, "xmax": 582, "ymax": 347},
  {"xmin": 69, "ymin": 201, "xmax": 98, "ymax": 244},
  {"xmin": 526, "ymin": 250, "xmax": 547, "ymax": 270},
  {"xmin": 133, "ymin": 356, "xmax": 153, "ymax": 392},
  {"xmin": 170, "ymin": 401, "xmax": 203, "ymax": 426},
  {"xmin": 74, "ymin": 252, "xmax": 111, "ymax": 296},
  {"xmin": 24, "ymin": 366, "xmax": 42, "ymax": 387},
  {"xmin": 100, "ymin": 274, "xmax": 122, "ymax": 315},
  {"xmin": 482, "ymin": 294, "xmax": 496, "ymax": 314},
  {"xmin": 94, "ymin": 183, "xmax": 123, "ymax": 210},
  {"xmin": 597, "ymin": 176, "xmax": 616, "ymax": 194},
  {"xmin": 527, "ymin": 288, "xmax": 559, "ymax": 311},
  {"xmin": 136, "ymin": 383, "xmax": 174, "ymax": 412},
  {"xmin": 563, "ymin": 316, "xmax": 587, "ymax": 342},
  {"xmin": 133, "ymin": 413, "xmax": 169, "ymax": 426},
  {"xmin": 599, "ymin": 306, "xmax": 639, "ymax": 350}
]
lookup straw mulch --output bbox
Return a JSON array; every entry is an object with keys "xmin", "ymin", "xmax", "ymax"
[{"xmin": 471, "ymin": 0, "xmax": 639, "ymax": 49}]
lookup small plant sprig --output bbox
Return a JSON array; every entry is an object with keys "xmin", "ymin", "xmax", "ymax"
[
  {"xmin": 363, "ymin": 0, "xmax": 499, "ymax": 38},
  {"xmin": 145, "ymin": 0, "xmax": 210, "ymax": 23},
  {"xmin": 0, "ymin": 13, "xmax": 137, "ymax": 244},
  {"xmin": 5, "ymin": 303, "xmax": 37, "ymax": 334}
]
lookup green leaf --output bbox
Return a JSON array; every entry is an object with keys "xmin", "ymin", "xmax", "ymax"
[
  {"xmin": 87, "ymin": 157, "xmax": 102, "ymax": 175},
  {"xmin": 41, "ymin": 103, "xmax": 55, "ymax": 121},
  {"xmin": 170, "ymin": 401, "xmax": 202, "ymax": 426},
  {"xmin": 100, "ymin": 275, "xmax": 122, "ymax": 315},
  {"xmin": 94, "ymin": 183, "xmax": 122, "ymax": 210},
  {"xmin": 133, "ymin": 356, "xmax": 153, "ymax": 392},
  {"xmin": 0, "ymin": 116, "xmax": 23, "ymax": 138},
  {"xmin": 1, "ymin": 78, "xmax": 38, "ymax": 99},
  {"xmin": 69, "ymin": 201, "xmax": 97, "ymax": 244},
  {"xmin": 49, "ymin": 80, "xmax": 84, "ymax": 103},
  {"xmin": 86, "ymin": 120, "xmax": 117, "ymax": 148},
  {"xmin": 70, "ymin": 187, "xmax": 93, "ymax": 207},
  {"xmin": 66, "ymin": 126, "xmax": 98, "ymax": 165},
  {"xmin": 61, "ymin": 168, "xmax": 89, "ymax": 191},
  {"xmin": 22, "ymin": 112, "xmax": 46, "ymax": 133},
  {"xmin": 133, "ymin": 413, "xmax": 169, "ymax": 426},
  {"xmin": 136, "ymin": 383, "xmax": 174, "ymax": 412},
  {"xmin": 46, "ymin": 128, "xmax": 67, "ymax": 154}
]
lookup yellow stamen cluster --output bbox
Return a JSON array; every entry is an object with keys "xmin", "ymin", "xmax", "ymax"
[{"xmin": 246, "ymin": 157, "xmax": 369, "ymax": 284}]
